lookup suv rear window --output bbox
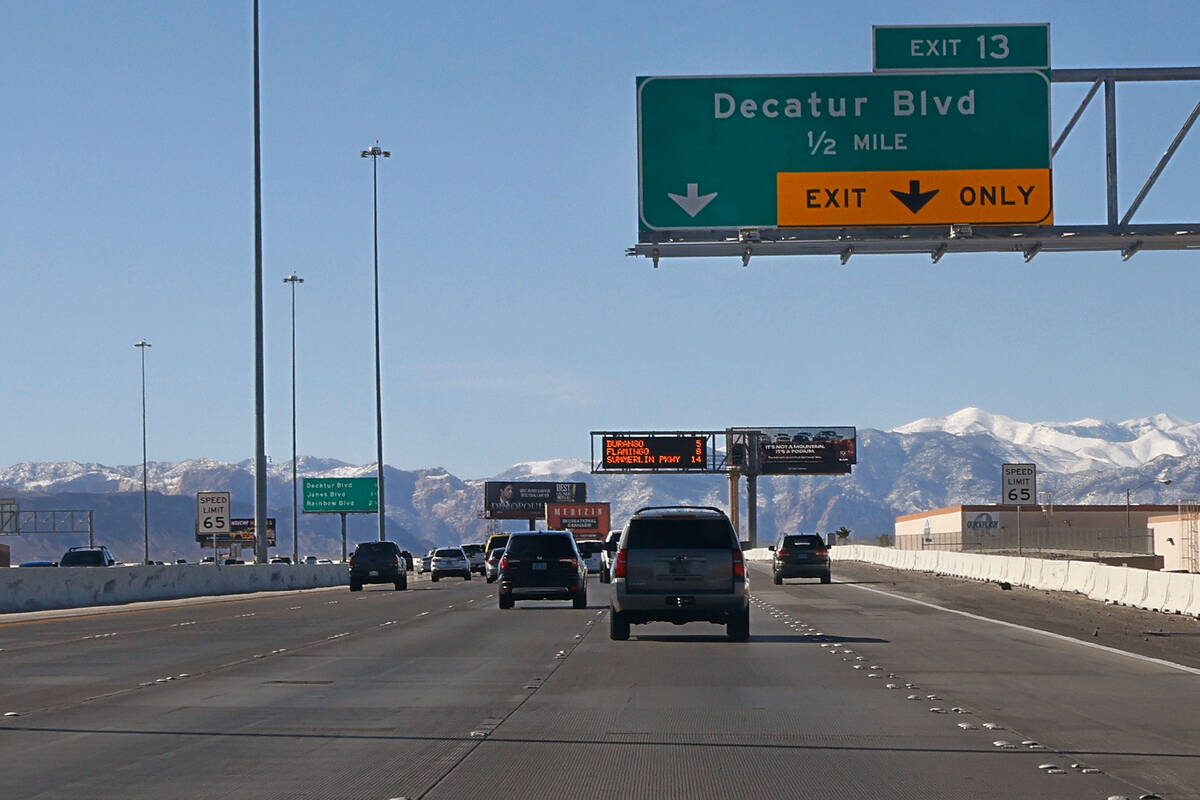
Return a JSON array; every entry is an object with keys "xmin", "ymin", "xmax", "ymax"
[
  {"xmin": 781, "ymin": 535, "xmax": 825, "ymax": 548},
  {"xmin": 577, "ymin": 541, "xmax": 604, "ymax": 555},
  {"xmin": 434, "ymin": 548, "xmax": 462, "ymax": 557},
  {"xmin": 505, "ymin": 535, "xmax": 577, "ymax": 557},
  {"xmin": 625, "ymin": 518, "xmax": 735, "ymax": 549},
  {"xmin": 461, "ymin": 544, "xmax": 484, "ymax": 555},
  {"xmin": 354, "ymin": 542, "xmax": 396, "ymax": 556}
]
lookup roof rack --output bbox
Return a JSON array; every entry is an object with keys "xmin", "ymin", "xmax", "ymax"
[{"xmin": 632, "ymin": 505, "xmax": 728, "ymax": 516}]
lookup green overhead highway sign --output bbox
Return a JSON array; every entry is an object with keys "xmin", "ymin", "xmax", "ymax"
[
  {"xmin": 637, "ymin": 71, "xmax": 1051, "ymax": 230},
  {"xmin": 873, "ymin": 24, "xmax": 1050, "ymax": 72},
  {"xmin": 303, "ymin": 477, "xmax": 378, "ymax": 513}
]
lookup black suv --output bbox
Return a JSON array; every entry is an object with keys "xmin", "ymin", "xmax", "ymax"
[
  {"xmin": 348, "ymin": 541, "xmax": 408, "ymax": 591},
  {"xmin": 498, "ymin": 531, "xmax": 588, "ymax": 609},
  {"xmin": 607, "ymin": 506, "xmax": 749, "ymax": 641},
  {"xmin": 60, "ymin": 546, "xmax": 117, "ymax": 567},
  {"xmin": 769, "ymin": 533, "xmax": 831, "ymax": 584}
]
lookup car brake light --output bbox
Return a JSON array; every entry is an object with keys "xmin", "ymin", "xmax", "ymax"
[
  {"xmin": 348, "ymin": 556, "xmax": 355, "ymax": 566},
  {"xmin": 613, "ymin": 550, "xmax": 627, "ymax": 578},
  {"xmin": 815, "ymin": 549, "xmax": 828, "ymax": 557},
  {"xmin": 776, "ymin": 549, "xmax": 791, "ymax": 558},
  {"xmin": 558, "ymin": 557, "xmax": 579, "ymax": 568},
  {"xmin": 393, "ymin": 556, "xmax": 400, "ymax": 567},
  {"xmin": 499, "ymin": 554, "xmax": 512, "ymax": 569},
  {"xmin": 732, "ymin": 549, "xmax": 745, "ymax": 578}
]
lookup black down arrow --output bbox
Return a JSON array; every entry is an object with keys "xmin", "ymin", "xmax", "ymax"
[{"xmin": 890, "ymin": 180, "xmax": 939, "ymax": 214}]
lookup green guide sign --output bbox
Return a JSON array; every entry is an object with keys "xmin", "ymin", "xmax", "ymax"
[{"xmin": 303, "ymin": 477, "xmax": 379, "ymax": 513}]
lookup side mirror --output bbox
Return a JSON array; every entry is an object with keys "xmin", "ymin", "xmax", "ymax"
[
  {"xmin": 739, "ymin": 540, "xmax": 751, "ymax": 550},
  {"xmin": 768, "ymin": 545, "xmax": 776, "ymax": 551}
]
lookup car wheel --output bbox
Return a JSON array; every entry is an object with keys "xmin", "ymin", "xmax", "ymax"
[
  {"xmin": 395, "ymin": 579, "xmax": 406, "ymax": 591},
  {"xmin": 431, "ymin": 574, "xmax": 439, "ymax": 582},
  {"xmin": 773, "ymin": 572, "xmax": 783, "ymax": 585},
  {"xmin": 610, "ymin": 610, "xmax": 630, "ymax": 641},
  {"xmin": 349, "ymin": 581, "xmax": 362, "ymax": 592},
  {"xmin": 464, "ymin": 572, "xmax": 472, "ymax": 580},
  {"xmin": 820, "ymin": 572, "xmax": 831, "ymax": 584},
  {"xmin": 572, "ymin": 590, "xmax": 587, "ymax": 609},
  {"xmin": 486, "ymin": 575, "xmax": 495, "ymax": 583},
  {"xmin": 727, "ymin": 606, "xmax": 750, "ymax": 642},
  {"xmin": 498, "ymin": 595, "xmax": 513, "ymax": 609}
]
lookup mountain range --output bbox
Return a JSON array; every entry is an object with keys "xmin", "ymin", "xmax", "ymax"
[{"xmin": 2, "ymin": 407, "xmax": 1194, "ymax": 564}]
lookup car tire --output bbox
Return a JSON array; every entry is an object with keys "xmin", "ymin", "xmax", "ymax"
[
  {"xmin": 498, "ymin": 595, "xmax": 513, "ymax": 610},
  {"xmin": 773, "ymin": 572, "xmax": 783, "ymax": 585},
  {"xmin": 349, "ymin": 581, "xmax": 362, "ymax": 592},
  {"xmin": 431, "ymin": 574, "xmax": 439, "ymax": 583},
  {"xmin": 727, "ymin": 606, "xmax": 750, "ymax": 642},
  {"xmin": 464, "ymin": 572, "xmax": 472, "ymax": 581},
  {"xmin": 395, "ymin": 579, "xmax": 406, "ymax": 591},
  {"xmin": 820, "ymin": 572, "xmax": 832, "ymax": 584},
  {"xmin": 610, "ymin": 610, "xmax": 630, "ymax": 641},
  {"xmin": 486, "ymin": 575, "xmax": 496, "ymax": 583},
  {"xmin": 572, "ymin": 590, "xmax": 587, "ymax": 609}
]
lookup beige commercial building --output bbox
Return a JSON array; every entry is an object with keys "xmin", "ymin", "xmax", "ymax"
[
  {"xmin": 894, "ymin": 504, "xmax": 1176, "ymax": 560},
  {"xmin": 1148, "ymin": 512, "xmax": 1200, "ymax": 573}
]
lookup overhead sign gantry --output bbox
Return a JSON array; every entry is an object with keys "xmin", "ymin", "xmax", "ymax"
[{"xmin": 630, "ymin": 22, "xmax": 1200, "ymax": 264}]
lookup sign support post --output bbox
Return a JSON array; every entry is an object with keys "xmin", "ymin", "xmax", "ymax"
[
  {"xmin": 746, "ymin": 475, "xmax": 758, "ymax": 549},
  {"xmin": 341, "ymin": 512, "xmax": 348, "ymax": 562}
]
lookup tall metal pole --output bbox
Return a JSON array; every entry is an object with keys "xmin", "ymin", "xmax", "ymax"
[
  {"xmin": 361, "ymin": 142, "xmax": 390, "ymax": 542},
  {"xmin": 135, "ymin": 340, "xmax": 151, "ymax": 563},
  {"xmin": 252, "ymin": 0, "xmax": 269, "ymax": 564},
  {"xmin": 284, "ymin": 273, "xmax": 304, "ymax": 563}
]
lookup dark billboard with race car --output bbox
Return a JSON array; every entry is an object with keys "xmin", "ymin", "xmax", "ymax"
[{"xmin": 735, "ymin": 427, "xmax": 856, "ymax": 475}]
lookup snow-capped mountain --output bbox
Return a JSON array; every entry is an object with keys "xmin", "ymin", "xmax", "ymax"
[
  {"xmin": 1, "ymin": 408, "xmax": 1194, "ymax": 564},
  {"xmin": 892, "ymin": 407, "xmax": 1200, "ymax": 472}
]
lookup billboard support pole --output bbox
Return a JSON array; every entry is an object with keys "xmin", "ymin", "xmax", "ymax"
[
  {"xmin": 341, "ymin": 512, "xmax": 348, "ymax": 562},
  {"xmin": 528, "ymin": 518, "xmax": 536, "ymax": 531},
  {"xmin": 747, "ymin": 475, "xmax": 758, "ymax": 549},
  {"xmin": 728, "ymin": 471, "xmax": 741, "ymax": 536}
]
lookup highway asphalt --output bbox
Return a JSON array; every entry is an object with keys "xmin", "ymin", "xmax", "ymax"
[{"xmin": 0, "ymin": 565, "xmax": 1195, "ymax": 799}]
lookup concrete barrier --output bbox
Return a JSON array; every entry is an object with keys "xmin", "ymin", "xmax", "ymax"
[
  {"xmin": 829, "ymin": 545, "xmax": 1200, "ymax": 617},
  {"xmin": 1, "ymin": 563, "xmax": 349, "ymax": 614}
]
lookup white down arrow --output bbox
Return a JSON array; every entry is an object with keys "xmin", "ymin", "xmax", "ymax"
[{"xmin": 668, "ymin": 183, "xmax": 717, "ymax": 217}]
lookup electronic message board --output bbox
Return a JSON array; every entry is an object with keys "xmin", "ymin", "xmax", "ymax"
[
  {"xmin": 601, "ymin": 434, "xmax": 708, "ymax": 471},
  {"xmin": 736, "ymin": 427, "xmax": 857, "ymax": 475},
  {"xmin": 484, "ymin": 481, "xmax": 587, "ymax": 520}
]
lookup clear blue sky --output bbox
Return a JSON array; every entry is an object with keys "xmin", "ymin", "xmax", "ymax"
[{"xmin": 3, "ymin": 0, "xmax": 1198, "ymax": 479}]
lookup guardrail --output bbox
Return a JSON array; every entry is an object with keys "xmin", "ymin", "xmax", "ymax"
[{"xmin": 800, "ymin": 545, "xmax": 1200, "ymax": 618}]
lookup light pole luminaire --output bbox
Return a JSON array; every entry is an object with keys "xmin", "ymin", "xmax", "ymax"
[
  {"xmin": 361, "ymin": 142, "xmax": 389, "ymax": 541},
  {"xmin": 1125, "ymin": 477, "xmax": 1172, "ymax": 535},
  {"xmin": 134, "ymin": 339, "xmax": 151, "ymax": 564},
  {"xmin": 284, "ymin": 273, "xmax": 304, "ymax": 564}
]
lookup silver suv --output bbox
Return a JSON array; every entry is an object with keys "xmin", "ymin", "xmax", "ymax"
[{"xmin": 607, "ymin": 506, "xmax": 749, "ymax": 642}]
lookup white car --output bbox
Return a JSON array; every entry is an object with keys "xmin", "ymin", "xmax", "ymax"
[
  {"xmin": 577, "ymin": 540, "xmax": 605, "ymax": 574},
  {"xmin": 430, "ymin": 547, "xmax": 471, "ymax": 582},
  {"xmin": 416, "ymin": 549, "xmax": 434, "ymax": 574}
]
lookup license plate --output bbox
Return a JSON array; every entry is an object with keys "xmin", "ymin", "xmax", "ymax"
[
  {"xmin": 369, "ymin": 570, "xmax": 379, "ymax": 577},
  {"xmin": 532, "ymin": 562, "xmax": 547, "ymax": 571},
  {"xmin": 665, "ymin": 596, "xmax": 694, "ymax": 607}
]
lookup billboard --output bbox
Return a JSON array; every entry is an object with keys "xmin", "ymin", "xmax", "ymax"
[
  {"xmin": 546, "ymin": 502, "xmax": 611, "ymax": 539},
  {"xmin": 483, "ymin": 481, "xmax": 587, "ymax": 519},
  {"xmin": 196, "ymin": 517, "xmax": 276, "ymax": 546},
  {"xmin": 738, "ymin": 427, "xmax": 857, "ymax": 475},
  {"xmin": 599, "ymin": 434, "xmax": 708, "ymax": 471}
]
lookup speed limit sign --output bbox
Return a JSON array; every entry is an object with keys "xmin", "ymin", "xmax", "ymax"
[
  {"xmin": 197, "ymin": 491, "xmax": 231, "ymax": 534},
  {"xmin": 1001, "ymin": 464, "xmax": 1036, "ymax": 506}
]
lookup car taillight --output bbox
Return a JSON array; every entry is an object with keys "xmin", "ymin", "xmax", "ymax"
[
  {"xmin": 558, "ymin": 557, "xmax": 579, "ymax": 568},
  {"xmin": 815, "ymin": 549, "xmax": 828, "ymax": 557},
  {"xmin": 613, "ymin": 550, "xmax": 627, "ymax": 578},
  {"xmin": 776, "ymin": 549, "xmax": 791, "ymax": 558},
  {"xmin": 348, "ymin": 556, "xmax": 355, "ymax": 566},
  {"xmin": 499, "ymin": 554, "xmax": 511, "ymax": 570},
  {"xmin": 393, "ymin": 556, "xmax": 400, "ymax": 567},
  {"xmin": 732, "ymin": 549, "xmax": 745, "ymax": 578}
]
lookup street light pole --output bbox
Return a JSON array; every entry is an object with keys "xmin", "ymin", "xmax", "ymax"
[
  {"xmin": 1125, "ymin": 477, "xmax": 1172, "ymax": 535},
  {"xmin": 134, "ymin": 339, "xmax": 151, "ymax": 564},
  {"xmin": 361, "ymin": 142, "xmax": 390, "ymax": 542},
  {"xmin": 284, "ymin": 272, "xmax": 304, "ymax": 564}
]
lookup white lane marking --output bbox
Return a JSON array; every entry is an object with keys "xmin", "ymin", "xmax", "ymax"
[
  {"xmin": 844, "ymin": 582, "xmax": 1200, "ymax": 677},
  {"xmin": 416, "ymin": 611, "xmax": 429, "ymax": 617}
]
